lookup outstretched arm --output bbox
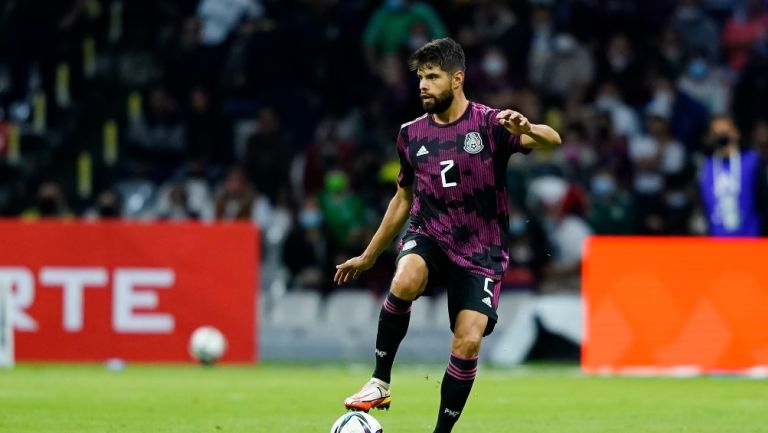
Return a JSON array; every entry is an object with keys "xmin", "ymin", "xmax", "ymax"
[
  {"xmin": 334, "ymin": 185, "xmax": 413, "ymax": 285},
  {"xmin": 497, "ymin": 109, "xmax": 561, "ymax": 150}
]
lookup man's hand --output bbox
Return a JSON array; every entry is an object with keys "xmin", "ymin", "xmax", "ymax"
[
  {"xmin": 496, "ymin": 110, "xmax": 532, "ymax": 135},
  {"xmin": 334, "ymin": 255, "xmax": 375, "ymax": 285}
]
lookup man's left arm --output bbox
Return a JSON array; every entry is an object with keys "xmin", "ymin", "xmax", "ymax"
[{"xmin": 497, "ymin": 109, "xmax": 561, "ymax": 150}]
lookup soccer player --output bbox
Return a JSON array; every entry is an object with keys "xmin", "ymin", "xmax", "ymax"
[{"xmin": 334, "ymin": 38, "xmax": 561, "ymax": 433}]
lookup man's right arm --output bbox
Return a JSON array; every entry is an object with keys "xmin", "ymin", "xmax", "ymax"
[{"xmin": 334, "ymin": 185, "xmax": 413, "ymax": 285}]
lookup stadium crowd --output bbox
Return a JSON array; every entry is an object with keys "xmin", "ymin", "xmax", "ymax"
[{"xmin": 0, "ymin": 0, "xmax": 767, "ymax": 294}]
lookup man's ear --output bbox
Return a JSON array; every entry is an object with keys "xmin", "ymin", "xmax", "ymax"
[{"xmin": 453, "ymin": 70, "xmax": 464, "ymax": 89}]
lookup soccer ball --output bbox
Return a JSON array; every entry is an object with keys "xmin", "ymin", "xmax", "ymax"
[
  {"xmin": 189, "ymin": 326, "xmax": 227, "ymax": 365},
  {"xmin": 330, "ymin": 412, "xmax": 383, "ymax": 433}
]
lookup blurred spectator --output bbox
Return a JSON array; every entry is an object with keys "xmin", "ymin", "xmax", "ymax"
[
  {"xmin": 213, "ymin": 166, "xmax": 272, "ymax": 227},
  {"xmin": 594, "ymin": 82, "xmax": 641, "ymax": 138},
  {"xmin": 530, "ymin": 33, "xmax": 594, "ymax": 105},
  {"xmin": 649, "ymin": 75, "xmax": 710, "ymax": 151},
  {"xmin": 83, "ymin": 190, "xmax": 122, "ymax": 220},
  {"xmin": 722, "ymin": 0, "xmax": 768, "ymax": 71},
  {"xmin": 472, "ymin": 46, "xmax": 516, "ymax": 109},
  {"xmin": 243, "ymin": 106, "xmax": 293, "ymax": 202},
  {"xmin": 752, "ymin": 119, "xmax": 768, "ymax": 159},
  {"xmin": 653, "ymin": 26, "xmax": 687, "ymax": 80},
  {"xmin": 598, "ymin": 34, "xmax": 647, "ymax": 107},
  {"xmin": 672, "ymin": 0, "xmax": 719, "ymax": 61},
  {"xmin": 677, "ymin": 56, "xmax": 731, "ymax": 115},
  {"xmin": 528, "ymin": 176, "xmax": 592, "ymax": 293},
  {"xmin": 588, "ymin": 111, "xmax": 633, "ymax": 187},
  {"xmin": 587, "ymin": 169, "xmax": 637, "ymax": 234},
  {"xmin": 733, "ymin": 36, "xmax": 768, "ymax": 133},
  {"xmin": 196, "ymin": 0, "xmax": 264, "ymax": 47},
  {"xmin": 319, "ymin": 171, "xmax": 367, "ymax": 248},
  {"xmin": 363, "ymin": 0, "xmax": 448, "ymax": 68},
  {"xmin": 185, "ymin": 87, "xmax": 224, "ymax": 165},
  {"xmin": 527, "ymin": 5, "xmax": 556, "ymax": 87},
  {"xmin": 501, "ymin": 207, "xmax": 549, "ymax": 291},
  {"xmin": 155, "ymin": 183, "xmax": 200, "ymax": 221},
  {"xmin": 471, "ymin": 0, "xmax": 519, "ymax": 45},
  {"xmin": 127, "ymin": 84, "xmax": 187, "ymax": 176},
  {"xmin": 22, "ymin": 181, "xmax": 73, "ymax": 220},
  {"xmin": 550, "ymin": 121, "xmax": 597, "ymax": 183},
  {"xmin": 283, "ymin": 195, "xmax": 339, "ymax": 293},
  {"xmin": 1, "ymin": 0, "xmax": 768, "ymax": 295},
  {"xmin": 628, "ymin": 105, "xmax": 687, "ymax": 233},
  {"xmin": 699, "ymin": 116, "xmax": 764, "ymax": 236}
]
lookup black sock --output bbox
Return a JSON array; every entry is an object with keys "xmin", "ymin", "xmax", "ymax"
[
  {"xmin": 433, "ymin": 353, "xmax": 478, "ymax": 433},
  {"xmin": 371, "ymin": 292, "xmax": 412, "ymax": 384}
]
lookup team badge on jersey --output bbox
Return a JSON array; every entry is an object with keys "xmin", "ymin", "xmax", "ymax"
[{"xmin": 463, "ymin": 132, "xmax": 483, "ymax": 154}]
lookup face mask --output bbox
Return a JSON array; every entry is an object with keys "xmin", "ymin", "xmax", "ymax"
[
  {"xmin": 299, "ymin": 210, "xmax": 322, "ymax": 229},
  {"xmin": 482, "ymin": 55, "xmax": 506, "ymax": 78},
  {"xmin": 99, "ymin": 205, "xmax": 120, "ymax": 217},
  {"xmin": 386, "ymin": 0, "xmax": 405, "ymax": 11},
  {"xmin": 591, "ymin": 175, "xmax": 616, "ymax": 197},
  {"xmin": 677, "ymin": 6, "xmax": 698, "ymax": 20},
  {"xmin": 609, "ymin": 54, "xmax": 628, "ymax": 71},
  {"xmin": 595, "ymin": 95, "xmax": 619, "ymax": 111},
  {"xmin": 714, "ymin": 134, "xmax": 732, "ymax": 149},
  {"xmin": 509, "ymin": 216, "xmax": 526, "ymax": 235},
  {"xmin": 408, "ymin": 34, "xmax": 428, "ymax": 50},
  {"xmin": 38, "ymin": 198, "xmax": 59, "ymax": 216},
  {"xmin": 688, "ymin": 59, "xmax": 708, "ymax": 80},
  {"xmin": 665, "ymin": 191, "xmax": 688, "ymax": 209}
]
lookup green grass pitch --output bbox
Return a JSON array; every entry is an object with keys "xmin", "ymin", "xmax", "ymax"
[{"xmin": 1, "ymin": 363, "xmax": 767, "ymax": 432}]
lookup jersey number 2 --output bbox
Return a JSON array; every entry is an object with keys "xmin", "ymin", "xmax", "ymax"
[{"xmin": 440, "ymin": 160, "xmax": 457, "ymax": 188}]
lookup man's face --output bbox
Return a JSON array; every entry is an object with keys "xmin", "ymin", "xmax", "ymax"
[
  {"xmin": 710, "ymin": 118, "xmax": 739, "ymax": 146},
  {"xmin": 417, "ymin": 64, "xmax": 455, "ymax": 114}
]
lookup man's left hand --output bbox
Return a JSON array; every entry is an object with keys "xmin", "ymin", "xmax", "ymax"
[{"xmin": 497, "ymin": 110, "xmax": 532, "ymax": 135}]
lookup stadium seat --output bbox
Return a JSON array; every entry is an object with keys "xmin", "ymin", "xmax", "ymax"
[
  {"xmin": 432, "ymin": 291, "xmax": 450, "ymax": 330},
  {"xmin": 268, "ymin": 290, "xmax": 322, "ymax": 329},
  {"xmin": 407, "ymin": 296, "xmax": 433, "ymax": 330},
  {"xmin": 323, "ymin": 289, "xmax": 377, "ymax": 329}
]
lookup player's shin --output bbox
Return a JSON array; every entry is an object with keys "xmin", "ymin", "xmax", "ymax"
[
  {"xmin": 371, "ymin": 292, "xmax": 412, "ymax": 384},
  {"xmin": 433, "ymin": 353, "xmax": 478, "ymax": 433}
]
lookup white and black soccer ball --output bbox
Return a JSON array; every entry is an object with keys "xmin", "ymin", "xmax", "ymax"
[
  {"xmin": 330, "ymin": 412, "xmax": 383, "ymax": 433},
  {"xmin": 189, "ymin": 326, "xmax": 227, "ymax": 365}
]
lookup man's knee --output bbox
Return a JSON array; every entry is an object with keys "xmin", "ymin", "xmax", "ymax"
[
  {"xmin": 390, "ymin": 255, "xmax": 428, "ymax": 300},
  {"xmin": 451, "ymin": 310, "xmax": 488, "ymax": 357},
  {"xmin": 390, "ymin": 271, "xmax": 426, "ymax": 300},
  {"xmin": 451, "ymin": 334, "xmax": 483, "ymax": 357}
]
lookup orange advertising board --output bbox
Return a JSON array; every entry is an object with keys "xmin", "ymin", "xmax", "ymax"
[
  {"xmin": 583, "ymin": 237, "xmax": 768, "ymax": 374},
  {"xmin": 0, "ymin": 220, "xmax": 258, "ymax": 362}
]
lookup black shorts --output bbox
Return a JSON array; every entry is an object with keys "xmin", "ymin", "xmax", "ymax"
[{"xmin": 396, "ymin": 233, "xmax": 501, "ymax": 336}]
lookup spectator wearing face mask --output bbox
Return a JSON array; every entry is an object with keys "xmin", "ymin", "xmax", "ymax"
[
  {"xmin": 362, "ymin": 0, "xmax": 448, "ymax": 69},
  {"xmin": 587, "ymin": 170, "xmax": 637, "ymax": 234},
  {"xmin": 699, "ymin": 115, "xmax": 763, "ymax": 237},
  {"xmin": 531, "ymin": 33, "xmax": 594, "ymax": 104},
  {"xmin": 677, "ymin": 56, "xmax": 731, "ymax": 115},
  {"xmin": 283, "ymin": 196, "xmax": 339, "ymax": 293},
  {"xmin": 22, "ymin": 181, "xmax": 73, "ymax": 220},
  {"xmin": 472, "ymin": 46, "xmax": 515, "ymax": 109},
  {"xmin": 672, "ymin": 0, "xmax": 719, "ymax": 61}
]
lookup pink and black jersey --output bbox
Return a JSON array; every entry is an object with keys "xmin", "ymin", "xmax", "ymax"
[{"xmin": 396, "ymin": 101, "xmax": 530, "ymax": 280}]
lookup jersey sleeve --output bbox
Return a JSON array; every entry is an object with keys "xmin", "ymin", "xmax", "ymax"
[
  {"xmin": 396, "ymin": 127, "xmax": 414, "ymax": 188},
  {"xmin": 488, "ymin": 109, "xmax": 531, "ymax": 158}
]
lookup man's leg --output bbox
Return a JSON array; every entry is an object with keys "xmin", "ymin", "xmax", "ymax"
[
  {"xmin": 344, "ymin": 254, "xmax": 428, "ymax": 411},
  {"xmin": 433, "ymin": 310, "xmax": 487, "ymax": 433}
]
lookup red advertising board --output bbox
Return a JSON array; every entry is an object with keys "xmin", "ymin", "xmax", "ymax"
[
  {"xmin": 0, "ymin": 221, "xmax": 258, "ymax": 362},
  {"xmin": 583, "ymin": 237, "xmax": 768, "ymax": 374}
]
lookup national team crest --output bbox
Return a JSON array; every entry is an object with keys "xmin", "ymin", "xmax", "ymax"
[{"xmin": 463, "ymin": 132, "xmax": 483, "ymax": 154}]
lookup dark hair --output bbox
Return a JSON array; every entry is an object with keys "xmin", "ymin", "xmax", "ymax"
[{"xmin": 408, "ymin": 37, "xmax": 465, "ymax": 73}]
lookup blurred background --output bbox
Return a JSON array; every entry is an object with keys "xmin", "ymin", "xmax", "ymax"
[{"xmin": 0, "ymin": 0, "xmax": 767, "ymax": 364}]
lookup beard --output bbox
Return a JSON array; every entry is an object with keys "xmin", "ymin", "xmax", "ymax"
[{"xmin": 421, "ymin": 88, "xmax": 454, "ymax": 114}]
